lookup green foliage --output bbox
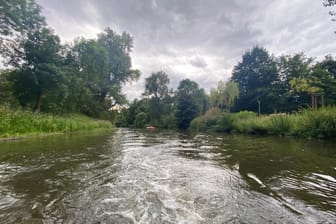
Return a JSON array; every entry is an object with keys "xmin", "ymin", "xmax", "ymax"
[
  {"xmin": 142, "ymin": 71, "xmax": 172, "ymax": 126},
  {"xmin": 0, "ymin": 0, "xmax": 46, "ymax": 63},
  {"xmin": 0, "ymin": 0, "xmax": 45, "ymax": 36},
  {"xmin": 231, "ymin": 48, "xmax": 336, "ymax": 113},
  {"xmin": 175, "ymin": 79, "xmax": 208, "ymax": 129},
  {"xmin": 68, "ymin": 29, "xmax": 140, "ymax": 117},
  {"xmin": 190, "ymin": 108, "xmax": 221, "ymax": 132},
  {"xmin": 268, "ymin": 115, "xmax": 291, "ymax": 136},
  {"xmin": 9, "ymin": 27, "xmax": 62, "ymax": 112},
  {"xmin": 231, "ymin": 46, "xmax": 278, "ymax": 113},
  {"xmin": 210, "ymin": 81, "xmax": 239, "ymax": 112},
  {"xmin": 143, "ymin": 71, "xmax": 170, "ymax": 99},
  {"xmin": 0, "ymin": 106, "xmax": 113, "ymax": 137},
  {"xmin": 134, "ymin": 112, "xmax": 147, "ymax": 128},
  {"xmin": 175, "ymin": 96, "xmax": 199, "ymax": 129},
  {"xmin": 160, "ymin": 114, "xmax": 177, "ymax": 129},
  {"xmin": 0, "ymin": 70, "xmax": 18, "ymax": 106},
  {"xmin": 292, "ymin": 107, "xmax": 336, "ymax": 138},
  {"xmin": 190, "ymin": 107, "xmax": 336, "ymax": 139},
  {"xmin": 232, "ymin": 116, "xmax": 268, "ymax": 135}
]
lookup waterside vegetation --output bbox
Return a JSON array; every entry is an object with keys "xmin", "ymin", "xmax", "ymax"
[
  {"xmin": 0, "ymin": 106, "xmax": 113, "ymax": 138},
  {"xmin": 190, "ymin": 107, "xmax": 336, "ymax": 139},
  {"xmin": 1, "ymin": 0, "xmax": 336, "ymax": 140}
]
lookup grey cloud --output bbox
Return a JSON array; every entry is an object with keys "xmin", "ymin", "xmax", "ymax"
[
  {"xmin": 35, "ymin": 0, "xmax": 336, "ymax": 100},
  {"xmin": 190, "ymin": 55, "xmax": 207, "ymax": 68}
]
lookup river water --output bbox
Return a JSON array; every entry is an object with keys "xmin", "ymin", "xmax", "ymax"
[{"xmin": 0, "ymin": 128, "xmax": 335, "ymax": 223}]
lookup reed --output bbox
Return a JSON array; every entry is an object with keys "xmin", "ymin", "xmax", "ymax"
[
  {"xmin": 190, "ymin": 107, "xmax": 336, "ymax": 139},
  {"xmin": 0, "ymin": 106, "xmax": 113, "ymax": 137}
]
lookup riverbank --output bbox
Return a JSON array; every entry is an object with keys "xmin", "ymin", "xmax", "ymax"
[
  {"xmin": 190, "ymin": 107, "xmax": 336, "ymax": 139},
  {"xmin": 0, "ymin": 106, "xmax": 114, "ymax": 139}
]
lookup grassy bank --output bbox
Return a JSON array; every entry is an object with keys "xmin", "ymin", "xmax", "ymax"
[
  {"xmin": 0, "ymin": 106, "xmax": 114, "ymax": 138},
  {"xmin": 190, "ymin": 107, "xmax": 336, "ymax": 139}
]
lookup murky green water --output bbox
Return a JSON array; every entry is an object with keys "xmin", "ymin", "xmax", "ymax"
[{"xmin": 0, "ymin": 128, "xmax": 335, "ymax": 223}]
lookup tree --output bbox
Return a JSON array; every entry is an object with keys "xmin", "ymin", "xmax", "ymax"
[
  {"xmin": 143, "ymin": 71, "xmax": 169, "ymax": 100},
  {"xmin": 134, "ymin": 112, "xmax": 147, "ymax": 128},
  {"xmin": 231, "ymin": 46, "xmax": 278, "ymax": 113},
  {"xmin": 0, "ymin": 0, "xmax": 46, "ymax": 64},
  {"xmin": 210, "ymin": 80, "xmax": 239, "ymax": 112},
  {"xmin": 142, "ymin": 71, "xmax": 175, "ymax": 126},
  {"xmin": 0, "ymin": 69, "xmax": 18, "ymax": 106},
  {"xmin": 70, "ymin": 28, "xmax": 140, "ymax": 116},
  {"xmin": 276, "ymin": 53, "xmax": 315, "ymax": 110},
  {"xmin": 10, "ymin": 27, "xmax": 62, "ymax": 112},
  {"xmin": 290, "ymin": 56, "xmax": 336, "ymax": 107},
  {"xmin": 314, "ymin": 57, "xmax": 336, "ymax": 105},
  {"xmin": 175, "ymin": 79, "xmax": 208, "ymax": 129},
  {"xmin": 97, "ymin": 28, "xmax": 140, "ymax": 105}
]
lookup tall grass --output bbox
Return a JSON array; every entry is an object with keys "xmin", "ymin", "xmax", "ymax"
[
  {"xmin": 291, "ymin": 107, "xmax": 336, "ymax": 138},
  {"xmin": 0, "ymin": 106, "xmax": 113, "ymax": 138},
  {"xmin": 190, "ymin": 107, "xmax": 336, "ymax": 139},
  {"xmin": 190, "ymin": 108, "xmax": 221, "ymax": 132}
]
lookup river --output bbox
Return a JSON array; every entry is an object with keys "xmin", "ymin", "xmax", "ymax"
[{"xmin": 0, "ymin": 128, "xmax": 335, "ymax": 223}]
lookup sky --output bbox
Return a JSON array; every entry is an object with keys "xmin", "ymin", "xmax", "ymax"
[{"xmin": 35, "ymin": 0, "xmax": 336, "ymax": 101}]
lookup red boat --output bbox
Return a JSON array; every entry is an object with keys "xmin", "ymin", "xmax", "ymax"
[{"xmin": 146, "ymin": 125, "xmax": 156, "ymax": 130}]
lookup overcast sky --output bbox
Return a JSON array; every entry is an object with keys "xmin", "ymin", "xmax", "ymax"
[{"xmin": 36, "ymin": 0, "xmax": 336, "ymax": 100}]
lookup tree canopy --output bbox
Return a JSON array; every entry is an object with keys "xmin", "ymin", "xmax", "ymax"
[
  {"xmin": 175, "ymin": 79, "xmax": 208, "ymax": 129},
  {"xmin": 231, "ymin": 46, "xmax": 278, "ymax": 113},
  {"xmin": 210, "ymin": 80, "xmax": 239, "ymax": 112},
  {"xmin": 143, "ymin": 71, "xmax": 170, "ymax": 100},
  {"xmin": 0, "ymin": 0, "xmax": 140, "ymax": 118},
  {"xmin": 0, "ymin": 0, "xmax": 46, "ymax": 64}
]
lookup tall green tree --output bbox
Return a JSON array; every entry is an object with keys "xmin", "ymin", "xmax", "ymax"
[
  {"xmin": 276, "ymin": 53, "xmax": 314, "ymax": 110},
  {"xmin": 143, "ymin": 71, "xmax": 169, "ymax": 100},
  {"xmin": 70, "ymin": 28, "xmax": 140, "ymax": 116},
  {"xmin": 175, "ymin": 79, "xmax": 208, "ymax": 129},
  {"xmin": 314, "ymin": 57, "xmax": 336, "ymax": 105},
  {"xmin": 97, "ymin": 28, "xmax": 140, "ymax": 103},
  {"xmin": 142, "ymin": 71, "xmax": 175, "ymax": 126},
  {"xmin": 231, "ymin": 46, "xmax": 278, "ymax": 113},
  {"xmin": 290, "ymin": 56, "xmax": 336, "ymax": 107},
  {"xmin": 10, "ymin": 28, "xmax": 62, "ymax": 112}
]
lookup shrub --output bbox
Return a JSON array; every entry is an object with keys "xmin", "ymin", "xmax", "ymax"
[
  {"xmin": 292, "ymin": 107, "xmax": 336, "ymax": 138},
  {"xmin": 268, "ymin": 114, "xmax": 292, "ymax": 136},
  {"xmin": 215, "ymin": 113, "xmax": 234, "ymax": 132},
  {"xmin": 190, "ymin": 106, "xmax": 336, "ymax": 139},
  {"xmin": 134, "ymin": 112, "xmax": 147, "ymax": 128},
  {"xmin": 190, "ymin": 108, "xmax": 221, "ymax": 132}
]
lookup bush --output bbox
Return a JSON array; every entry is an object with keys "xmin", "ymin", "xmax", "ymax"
[
  {"xmin": 292, "ymin": 107, "xmax": 336, "ymax": 138},
  {"xmin": 232, "ymin": 116, "xmax": 268, "ymax": 135},
  {"xmin": 134, "ymin": 112, "xmax": 147, "ymax": 128},
  {"xmin": 189, "ymin": 108, "xmax": 220, "ymax": 132},
  {"xmin": 268, "ymin": 114, "xmax": 291, "ymax": 136},
  {"xmin": 215, "ymin": 113, "xmax": 234, "ymax": 132},
  {"xmin": 0, "ymin": 106, "xmax": 113, "ymax": 137},
  {"xmin": 160, "ymin": 114, "xmax": 177, "ymax": 129},
  {"xmin": 190, "ymin": 107, "xmax": 336, "ymax": 139}
]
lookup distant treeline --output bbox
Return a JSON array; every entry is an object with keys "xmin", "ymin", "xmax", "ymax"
[
  {"xmin": 1, "ymin": 1, "xmax": 336, "ymax": 132},
  {"xmin": 118, "ymin": 46, "xmax": 336, "ymax": 130}
]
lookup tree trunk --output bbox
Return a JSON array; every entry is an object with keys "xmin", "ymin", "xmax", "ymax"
[{"xmin": 35, "ymin": 92, "xmax": 44, "ymax": 113}]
